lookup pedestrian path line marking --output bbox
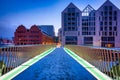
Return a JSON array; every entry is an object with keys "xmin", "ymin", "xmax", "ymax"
[
  {"xmin": 0, "ymin": 48, "xmax": 55, "ymax": 80},
  {"xmin": 64, "ymin": 48, "xmax": 112, "ymax": 80}
]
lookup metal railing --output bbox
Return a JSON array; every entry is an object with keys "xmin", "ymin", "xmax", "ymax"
[
  {"xmin": 65, "ymin": 45, "xmax": 120, "ymax": 80},
  {"xmin": 0, "ymin": 45, "xmax": 55, "ymax": 76}
]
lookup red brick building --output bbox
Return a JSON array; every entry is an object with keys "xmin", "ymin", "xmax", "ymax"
[{"xmin": 14, "ymin": 25, "xmax": 54, "ymax": 45}]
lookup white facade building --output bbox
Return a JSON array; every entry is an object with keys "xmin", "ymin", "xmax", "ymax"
[{"xmin": 61, "ymin": 0, "xmax": 120, "ymax": 47}]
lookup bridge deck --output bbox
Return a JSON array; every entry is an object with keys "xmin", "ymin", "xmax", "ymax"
[
  {"xmin": 0, "ymin": 47, "xmax": 112, "ymax": 80},
  {"xmin": 13, "ymin": 47, "xmax": 96, "ymax": 80}
]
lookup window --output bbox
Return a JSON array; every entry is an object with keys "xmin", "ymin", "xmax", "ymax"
[
  {"xmin": 109, "ymin": 27, "xmax": 112, "ymax": 31},
  {"xmin": 68, "ymin": 22, "xmax": 71, "ymax": 25},
  {"xmin": 104, "ymin": 11, "xmax": 107, "ymax": 16},
  {"xmin": 72, "ymin": 22, "xmax": 75, "ymax": 25},
  {"xmin": 101, "ymin": 11, "xmax": 103, "ymax": 16},
  {"xmin": 105, "ymin": 32, "xmax": 107, "ymax": 36},
  {"xmin": 105, "ymin": 22, "xmax": 107, "ymax": 25},
  {"xmin": 102, "ymin": 37, "xmax": 107, "ymax": 41},
  {"xmin": 109, "ymin": 22, "xmax": 112, "ymax": 25},
  {"xmin": 84, "ymin": 37, "xmax": 93, "ymax": 45},
  {"xmin": 116, "ymin": 32, "xmax": 117, "ymax": 36},
  {"xmin": 72, "ymin": 27, "xmax": 75, "ymax": 30},
  {"xmin": 68, "ymin": 18, "xmax": 71, "ymax": 20},
  {"xmin": 68, "ymin": 27, "xmax": 71, "ymax": 30},
  {"xmin": 68, "ymin": 8, "xmax": 75, "ymax": 13},
  {"xmin": 68, "ymin": 13, "xmax": 71, "ymax": 17},
  {"xmin": 100, "ymin": 22, "xmax": 103, "ymax": 25},
  {"xmin": 105, "ymin": 27, "xmax": 107, "ymax": 31},
  {"xmin": 104, "ymin": 6, "xmax": 108, "ymax": 11},
  {"xmin": 65, "ymin": 36, "xmax": 77, "ymax": 45},
  {"xmin": 109, "ymin": 6, "xmax": 112, "ymax": 11},
  {"xmin": 109, "ymin": 32, "xmax": 112, "ymax": 36},
  {"xmin": 109, "ymin": 17, "xmax": 112, "ymax": 20},
  {"xmin": 108, "ymin": 37, "xmax": 114, "ymax": 41},
  {"xmin": 72, "ymin": 18, "xmax": 75, "ymax": 20},
  {"xmin": 114, "ymin": 11, "xmax": 117, "ymax": 16},
  {"xmin": 109, "ymin": 11, "xmax": 112, "ymax": 15},
  {"xmin": 72, "ymin": 13, "xmax": 75, "ymax": 16},
  {"xmin": 114, "ymin": 17, "xmax": 117, "ymax": 21},
  {"xmin": 114, "ymin": 27, "xmax": 117, "ymax": 31},
  {"xmin": 101, "ymin": 37, "xmax": 114, "ymax": 41},
  {"xmin": 105, "ymin": 17, "xmax": 107, "ymax": 21}
]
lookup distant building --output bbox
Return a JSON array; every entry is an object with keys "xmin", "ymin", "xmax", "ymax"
[
  {"xmin": 14, "ymin": 25, "xmax": 54, "ymax": 45},
  {"xmin": 61, "ymin": 0, "xmax": 120, "ymax": 48},
  {"xmin": 58, "ymin": 28, "xmax": 62, "ymax": 43},
  {"xmin": 38, "ymin": 25, "xmax": 55, "ymax": 37},
  {"xmin": 0, "ymin": 38, "xmax": 13, "ymax": 45}
]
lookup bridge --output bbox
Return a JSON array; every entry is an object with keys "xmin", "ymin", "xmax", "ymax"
[{"xmin": 0, "ymin": 45, "xmax": 119, "ymax": 80}]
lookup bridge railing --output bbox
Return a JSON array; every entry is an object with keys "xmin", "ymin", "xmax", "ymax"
[
  {"xmin": 65, "ymin": 45, "xmax": 120, "ymax": 80},
  {"xmin": 0, "ymin": 45, "xmax": 55, "ymax": 76}
]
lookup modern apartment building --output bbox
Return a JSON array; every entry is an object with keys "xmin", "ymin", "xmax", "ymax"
[
  {"xmin": 95, "ymin": 0, "xmax": 120, "ymax": 47},
  {"xmin": 61, "ymin": 3, "xmax": 82, "ymax": 45},
  {"xmin": 61, "ymin": 0, "xmax": 120, "ymax": 47},
  {"xmin": 14, "ymin": 25, "xmax": 54, "ymax": 45}
]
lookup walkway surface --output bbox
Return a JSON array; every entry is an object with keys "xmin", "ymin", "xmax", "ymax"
[{"xmin": 13, "ymin": 48, "xmax": 97, "ymax": 80}]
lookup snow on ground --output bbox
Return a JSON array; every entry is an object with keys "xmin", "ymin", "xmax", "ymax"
[{"xmin": 13, "ymin": 47, "xmax": 97, "ymax": 80}]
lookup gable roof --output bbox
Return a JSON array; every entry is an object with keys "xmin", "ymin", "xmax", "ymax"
[
  {"xmin": 62, "ymin": 2, "xmax": 81, "ymax": 13},
  {"xmin": 97, "ymin": 0, "xmax": 119, "ymax": 11}
]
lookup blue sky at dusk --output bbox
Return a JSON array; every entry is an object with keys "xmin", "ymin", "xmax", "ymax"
[{"xmin": 0, "ymin": 0, "xmax": 120, "ymax": 39}]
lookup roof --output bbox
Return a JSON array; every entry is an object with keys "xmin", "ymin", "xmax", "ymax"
[{"xmin": 62, "ymin": 2, "xmax": 81, "ymax": 13}]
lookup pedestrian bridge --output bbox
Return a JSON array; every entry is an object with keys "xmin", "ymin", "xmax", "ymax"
[{"xmin": 0, "ymin": 45, "xmax": 119, "ymax": 80}]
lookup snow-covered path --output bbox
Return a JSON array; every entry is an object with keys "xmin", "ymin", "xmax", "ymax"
[{"xmin": 13, "ymin": 48, "xmax": 96, "ymax": 80}]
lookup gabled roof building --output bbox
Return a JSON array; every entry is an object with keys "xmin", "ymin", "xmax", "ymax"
[{"xmin": 61, "ymin": 0, "xmax": 120, "ymax": 47}]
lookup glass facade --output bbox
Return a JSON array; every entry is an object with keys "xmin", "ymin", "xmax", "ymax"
[
  {"xmin": 63, "ymin": 7, "xmax": 80, "ymax": 31},
  {"xmin": 84, "ymin": 37, "xmax": 93, "ymax": 45},
  {"xmin": 65, "ymin": 36, "xmax": 77, "ymax": 44},
  {"xmin": 99, "ymin": 6, "xmax": 117, "ymax": 37},
  {"xmin": 101, "ymin": 37, "xmax": 115, "ymax": 47},
  {"xmin": 82, "ymin": 5, "xmax": 96, "ymax": 36}
]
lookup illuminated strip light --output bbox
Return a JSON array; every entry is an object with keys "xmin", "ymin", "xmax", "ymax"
[
  {"xmin": 64, "ymin": 48, "xmax": 112, "ymax": 80},
  {"xmin": 0, "ymin": 48, "xmax": 55, "ymax": 80}
]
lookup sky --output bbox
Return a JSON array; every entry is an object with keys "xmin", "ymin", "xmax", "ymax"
[{"xmin": 0, "ymin": 0, "xmax": 120, "ymax": 39}]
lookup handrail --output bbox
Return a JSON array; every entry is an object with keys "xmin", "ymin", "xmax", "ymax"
[
  {"xmin": 0, "ymin": 45, "xmax": 55, "ymax": 76},
  {"xmin": 65, "ymin": 45, "xmax": 120, "ymax": 80}
]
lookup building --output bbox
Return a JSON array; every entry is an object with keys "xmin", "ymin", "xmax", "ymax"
[
  {"xmin": 58, "ymin": 28, "xmax": 62, "ymax": 43},
  {"xmin": 82, "ymin": 5, "xmax": 96, "ymax": 46},
  {"xmin": 38, "ymin": 25, "xmax": 55, "ymax": 37},
  {"xmin": 61, "ymin": 0, "xmax": 120, "ymax": 48},
  {"xmin": 95, "ymin": 0, "xmax": 120, "ymax": 47},
  {"xmin": 0, "ymin": 38, "xmax": 13, "ymax": 45},
  {"xmin": 61, "ymin": 3, "xmax": 82, "ymax": 45},
  {"xmin": 14, "ymin": 25, "xmax": 54, "ymax": 45}
]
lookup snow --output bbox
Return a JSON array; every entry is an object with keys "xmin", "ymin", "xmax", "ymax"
[{"xmin": 13, "ymin": 47, "xmax": 96, "ymax": 80}]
